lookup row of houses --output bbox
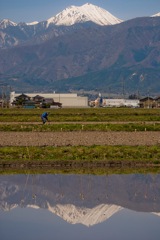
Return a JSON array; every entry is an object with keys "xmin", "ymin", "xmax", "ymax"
[
  {"xmin": 90, "ymin": 96, "xmax": 160, "ymax": 108},
  {"xmin": 11, "ymin": 93, "xmax": 62, "ymax": 108},
  {"xmin": 106, "ymin": 97, "xmax": 160, "ymax": 108},
  {"xmin": 6, "ymin": 92, "xmax": 160, "ymax": 108},
  {"xmin": 139, "ymin": 96, "xmax": 160, "ymax": 108},
  {"xmin": 10, "ymin": 92, "xmax": 89, "ymax": 108}
]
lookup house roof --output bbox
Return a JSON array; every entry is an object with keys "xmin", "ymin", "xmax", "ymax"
[
  {"xmin": 15, "ymin": 93, "xmax": 30, "ymax": 99},
  {"xmin": 44, "ymin": 98, "xmax": 53, "ymax": 103},
  {"xmin": 33, "ymin": 95, "xmax": 44, "ymax": 99},
  {"xmin": 140, "ymin": 97, "xmax": 154, "ymax": 101},
  {"xmin": 154, "ymin": 96, "xmax": 160, "ymax": 100}
]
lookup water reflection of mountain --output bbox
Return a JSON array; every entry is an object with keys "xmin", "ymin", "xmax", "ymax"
[
  {"xmin": 47, "ymin": 203, "xmax": 123, "ymax": 226},
  {"xmin": 0, "ymin": 174, "xmax": 160, "ymax": 224}
]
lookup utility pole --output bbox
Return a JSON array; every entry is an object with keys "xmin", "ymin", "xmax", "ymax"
[
  {"xmin": 122, "ymin": 78, "xmax": 125, "ymax": 99},
  {"xmin": 0, "ymin": 83, "xmax": 9, "ymax": 108},
  {"xmin": 147, "ymin": 91, "xmax": 149, "ymax": 108}
]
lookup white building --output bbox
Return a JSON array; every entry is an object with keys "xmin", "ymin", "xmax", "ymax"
[
  {"xmin": 10, "ymin": 92, "xmax": 88, "ymax": 108},
  {"xmin": 103, "ymin": 99, "xmax": 139, "ymax": 108}
]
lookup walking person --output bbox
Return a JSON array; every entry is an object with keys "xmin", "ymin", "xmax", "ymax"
[{"xmin": 41, "ymin": 112, "xmax": 49, "ymax": 124}]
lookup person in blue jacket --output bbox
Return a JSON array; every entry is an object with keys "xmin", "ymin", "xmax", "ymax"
[{"xmin": 41, "ymin": 112, "xmax": 49, "ymax": 124}]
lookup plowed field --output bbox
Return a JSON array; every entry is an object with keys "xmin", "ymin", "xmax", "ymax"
[{"xmin": 0, "ymin": 131, "xmax": 160, "ymax": 146}]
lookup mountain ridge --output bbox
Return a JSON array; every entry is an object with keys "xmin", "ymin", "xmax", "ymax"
[
  {"xmin": 0, "ymin": 3, "xmax": 122, "ymax": 28},
  {"xmin": 0, "ymin": 4, "xmax": 160, "ymax": 95},
  {"xmin": 46, "ymin": 3, "xmax": 122, "ymax": 27}
]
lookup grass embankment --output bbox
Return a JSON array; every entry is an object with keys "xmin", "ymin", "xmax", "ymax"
[
  {"xmin": 1, "ymin": 108, "xmax": 160, "ymax": 173},
  {"xmin": 1, "ymin": 145, "xmax": 160, "ymax": 167}
]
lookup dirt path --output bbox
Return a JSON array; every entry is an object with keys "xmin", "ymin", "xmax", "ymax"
[{"xmin": 0, "ymin": 131, "xmax": 160, "ymax": 146}]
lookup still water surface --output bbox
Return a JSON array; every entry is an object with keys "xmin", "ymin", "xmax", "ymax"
[{"xmin": 0, "ymin": 173, "xmax": 160, "ymax": 240}]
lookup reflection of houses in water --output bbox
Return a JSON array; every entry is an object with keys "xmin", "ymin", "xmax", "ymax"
[{"xmin": 1, "ymin": 174, "xmax": 160, "ymax": 226}]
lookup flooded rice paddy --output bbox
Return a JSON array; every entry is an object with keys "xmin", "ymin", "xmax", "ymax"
[{"xmin": 0, "ymin": 173, "xmax": 160, "ymax": 240}]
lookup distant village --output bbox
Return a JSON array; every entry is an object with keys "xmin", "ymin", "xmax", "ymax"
[{"xmin": 0, "ymin": 91, "xmax": 160, "ymax": 109}]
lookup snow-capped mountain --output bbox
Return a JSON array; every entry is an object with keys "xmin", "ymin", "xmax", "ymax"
[
  {"xmin": 0, "ymin": 3, "xmax": 122, "ymax": 30},
  {"xmin": 47, "ymin": 203, "xmax": 123, "ymax": 226},
  {"xmin": 0, "ymin": 3, "xmax": 122, "ymax": 49},
  {"xmin": 0, "ymin": 19, "xmax": 17, "ymax": 29},
  {"xmin": 47, "ymin": 3, "xmax": 123, "ymax": 27},
  {"xmin": 152, "ymin": 12, "xmax": 160, "ymax": 17},
  {"xmin": 1, "ymin": 4, "xmax": 160, "ymax": 93}
]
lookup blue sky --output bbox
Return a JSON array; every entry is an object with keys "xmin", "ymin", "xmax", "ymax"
[{"xmin": 1, "ymin": 0, "xmax": 160, "ymax": 23}]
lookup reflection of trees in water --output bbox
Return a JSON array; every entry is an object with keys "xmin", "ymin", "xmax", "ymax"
[
  {"xmin": 105, "ymin": 174, "xmax": 109, "ymax": 199},
  {"xmin": 31, "ymin": 175, "xmax": 38, "ymax": 204},
  {"xmin": 21, "ymin": 174, "xmax": 160, "ymax": 204},
  {"xmin": 130, "ymin": 174, "xmax": 159, "ymax": 202},
  {"xmin": 79, "ymin": 175, "xmax": 95, "ymax": 201},
  {"xmin": 20, "ymin": 174, "xmax": 40, "ymax": 207},
  {"xmin": 78, "ymin": 175, "xmax": 94, "ymax": 201},
  {"xmin": 20, "ymin": 174, "xmax": 30, "ymax": 207},
  {"xmin": 57, "ymin": 175, "xmax": 64, "ymax": 201},
  {"xmin": 79, "ymin": 175, "xmax": 84, "ymax": 201}
]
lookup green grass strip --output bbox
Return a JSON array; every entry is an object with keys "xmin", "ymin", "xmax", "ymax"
[
  {"xmin": 1, "ymin": 145, "xmax": 160, "ymax": 164},
  {"xmin": 1, "ymin": 108, "xmax": 160, "ymax": 122}
]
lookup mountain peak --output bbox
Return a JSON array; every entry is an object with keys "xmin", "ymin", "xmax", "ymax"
[
  {"xmin": 0, "ymin": 19, "xmax": 17, "ymax": 29},
  {"xmin": 47, "ymin": 3, "xmax": 123, "ymax": 27},
  {"xmin": 152, "ymin": 12, "xmax": 160, "ymax": 17}
]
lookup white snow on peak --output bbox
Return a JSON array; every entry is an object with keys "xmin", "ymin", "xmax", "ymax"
[
  {"xmin": 47, "ymin": 203, "xmax": 123, "ymax": 226},
  {"xmin": 26, "ymin": 21, "xmax": 39, "ymax": 26},
  {"xmin": 47, "ymin": 3, "xmax": 123, "ymax": 27},
  {"xmin": 152, "ymin": 212, "xmax": 160, "ymax": 217},
  {"xmin": 27, "ymin": 204, "xmax": 40, "ymax": 209},
  {"xmin": 1, "ymin": 202, "xmax": 18, "ymax": 211},
  {"xmin": 0, "ymin": 19, "xmax": 17, "ymax": 29},
  {"xmin": 152, "ymin": 12, "xmax": 160, "ymax": 17}
]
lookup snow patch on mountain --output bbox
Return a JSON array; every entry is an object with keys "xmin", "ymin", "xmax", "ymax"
[
  {"xmin": 47, "ymin": 203, "xmax": 123, "ymax": 226},
  {"xmin": 47, "ymin": 3, "xmax": 123, "ymax": 27},
  {"xmin": 0, "ymin": 19, "xmax": 17, "ymax": 29},
  {"xmin": 26, "ymin": 21, "xmax": 39, "ymax": 26},
  {"xmin": 27, "ymin": 204, "xmax": 40, "ymax": 209},
  {"xmin": 152, "ymin": 12, "xmax": 160, "ymax": 17},
  {"xmin": 152, "ymin": 212, "xmax": 160, "ymax": 217},
  {"xmin": 0, "ymin": 202, "xmax": 18, "ymax": 211}
]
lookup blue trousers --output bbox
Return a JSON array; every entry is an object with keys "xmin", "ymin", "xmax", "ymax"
[{"xmin": 41, "ymin": 117, "xmax": 47, "ymax": 124}]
